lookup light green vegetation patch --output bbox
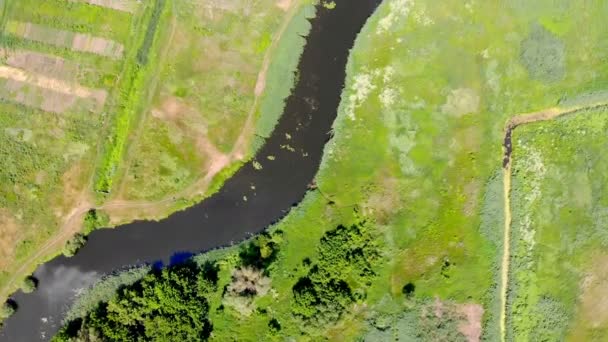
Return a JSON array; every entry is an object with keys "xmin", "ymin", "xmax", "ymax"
[{"xmin": 508, "ymin": 109, "xmax": 608, "ymax": 341}]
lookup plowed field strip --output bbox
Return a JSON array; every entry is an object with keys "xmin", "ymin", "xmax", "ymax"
[{"xmin": 69, "ymin": 0, "xmax": 139, "ymax": 13}]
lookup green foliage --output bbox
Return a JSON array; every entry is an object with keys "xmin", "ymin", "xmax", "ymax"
[
  {"xmin": 223, "ymin": 266, "xmax": 271, "ymax": 316},
  {"xmin": 64, "ymin": 267, "xmax": 151, "ymax": 323},
  {"xmin": 292, "ymin": 222, "xmax": 380, "ymax": 326},
  {"xmin": 520, "ymin": 23, "xmax": 566, "ymax": 83},
  {"xmin": 63, "ymin": 233, "xmax": 86, "ymax": 257},
  {"xmin": 0, "ymin": 300, "xmax": 16, "ymax": 319},
  {"xmin": 21, "ymin": 276, "xmax": 37, "ymax": 293},
  {"xmin": 54, "ymin": 261, "xmax": 215, "ymax": 342},
  {"xmin": 238, "ymin": 230, "xmax": 282, "ymax": 269},
  {"xmin": 82, "ymin": 209, "xmax": 110, "ymax": 235}
]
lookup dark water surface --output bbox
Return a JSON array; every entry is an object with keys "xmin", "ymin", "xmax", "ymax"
[{"xmin": 0, "ymin": 1, "xmax": 381, "ymax": 340}]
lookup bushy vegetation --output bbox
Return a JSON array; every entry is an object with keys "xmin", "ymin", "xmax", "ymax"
[
  {"xmin": 293, "ymin": 222, "xmax": 380, "ymax": 326},
  {"xmin": 63, "ymin": 233, "xmax": 86, "ymax": 257},
  {"xmin": 54, "ymin": 261, "xmax": 215, "ymax": 341}
]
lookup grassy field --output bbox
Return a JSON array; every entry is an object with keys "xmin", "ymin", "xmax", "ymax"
[
  {"xmin": 103, "ymin": 0, "xmax": 316, "ymax": 223},
  {"xmin": 0, "ymin": 0, "xmax": 313, "ymax": 305},
  {"xmin": 508, "ymin": 109, "xmax": 608, "ymax": 341}
]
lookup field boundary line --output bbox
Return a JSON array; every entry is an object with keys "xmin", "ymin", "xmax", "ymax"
[{"xmin": 499, "ymin": 100, "xmax": 608, "ymax": 342}]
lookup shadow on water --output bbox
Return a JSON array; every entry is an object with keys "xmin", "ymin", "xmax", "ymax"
[{"xmin": 0, "ymin": 0, "xmax": 382, "ymax": 340}]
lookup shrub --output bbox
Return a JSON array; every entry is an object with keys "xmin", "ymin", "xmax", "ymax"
[
  {"xmin": 268, "ymin": 318, "xmax": 281, "ymax": 332},
  {"xmin": 21, "ymin": 276, "xmax": 37, "ymax": 293},
  {"xmin": 54, "ymin": 261, "xmax": 214, "ymax": 341},
  {"xmin": 223, "ymin": 266, "xmax": 271, "ymax": 316},
  {"xmin": 0, "ymin": 300, "xmax": 16, "ymax": 319},
  {"xmin": 63, "ymin": 234, "xmax": 87, "ymax": 257},
  {"xmin": 291, "ymin": 222, "xmax": 381, "ymax": 326},
  {"xmin": 238, "ymin": 231, "xmax": 282, "ymax": 269},
  {"xmin": 402, "ymin": 282, "xmax": 415, "ymax": 298},
  {"xmin": 82, "ymin": 209, "xmax": 110, "ymax": 234}
]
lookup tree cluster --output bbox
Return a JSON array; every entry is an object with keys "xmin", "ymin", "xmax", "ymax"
[
  {"xmin": 292, "ymin": 222, "xmax": 380, "ymax": 326},
  {"xmin": 54, "ymin": 261, "xmax": 216, "ymax": 342}
]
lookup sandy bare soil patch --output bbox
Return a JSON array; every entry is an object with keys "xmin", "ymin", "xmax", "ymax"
[
  {"xmin": 0, "ymin": 79, "xmax": 102, "ymax": 113},
  {"xmin": 0, "ymin": 65, "xmax": 106, "ymax": 101},
  {"xmin": 578, "ymin": 254, "xmax": 608, "ymax": 328},
  {"xmin": 6, "ymin": 21, "xmax": 124, "ymax": 59},
  {"xmin": 69, "ymin": 0, "xmax": 139, "ymax": 13},
  {"xmin": 1, "ymin": 49, "xmax": 80, "ymax": 82},
  {"xmin": 276, "ymin": 0, "xmax": 292, "ymax": 11},
  {"xmin": 0, "ymin": 210, "xmax": 20, "ymax": 270},
  {"xmin": 442, "ymin": 88, "xmax": 480, "ymax": 117},
  {"xmin": 201, "ymin": 0, "xmax": 242, "ymax": 19},
  {"xmin": 458, "ymin": 303, "xmax": 484, "ymax": 342}
]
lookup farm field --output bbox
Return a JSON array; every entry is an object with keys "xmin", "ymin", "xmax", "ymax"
[
  {"xmin": 508, "ymin": 109, "xmax": 608, "ymax": 341},
  {"xmin": 0, "ymin": 0, "xmax": 312, "ymax": 305},
  {"xmin": 53, "ymin": 0, "xmax": 608, "ymax": 341},
  {"xmin": 0, "ymin": 0, "xmax": 150, "ymax": 299}
]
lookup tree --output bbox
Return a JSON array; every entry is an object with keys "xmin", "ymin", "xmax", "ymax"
[
  {"xmin": 63, "ymin": 234, "xmax": 87, "ymax": 257},
  {"xmin": 21, "ymin": 276, "xmax": 37, "ymax": 293},
  {"xmin": 55, "ymin": 261, "xmax": 215, "ymax": 341},
  {"xmin": 223, "ymin": 266, "xmax": 271, "ymax": 316},
  {"xmin": 0, "ymin": 300, "xmax": 16, "ymax": 319}
]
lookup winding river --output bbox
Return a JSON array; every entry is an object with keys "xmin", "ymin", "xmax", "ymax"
[{"xmin": 0, "ymin": 0, "xmax": 381, "ymax": 340}]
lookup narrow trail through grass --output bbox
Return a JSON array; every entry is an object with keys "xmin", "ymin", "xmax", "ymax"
[{"xmin": 500, "ymin": 101, "xmax": 608, "ymax": 342}]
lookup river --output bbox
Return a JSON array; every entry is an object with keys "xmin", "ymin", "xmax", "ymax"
[{"xmin": 0, "ymin": 0, "xmax": 381, "ymax": 340}]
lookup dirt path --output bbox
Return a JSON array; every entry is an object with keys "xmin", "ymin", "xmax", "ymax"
[{"xmin": 499, "ymin": 101, "xmax": 608, "ymax": 342}]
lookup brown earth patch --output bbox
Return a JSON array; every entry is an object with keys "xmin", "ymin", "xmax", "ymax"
[
  {"xmin": 0, "ymin": 65, "xmax": 107, "ymax": 103},
  {"xmin": 463, "ymin": 180, "xmax": 481, "ymax": 216},
  {"xmin": 70, "ymin": 0, "xmax": 139, "ymax": 13},
  {"xmin": 0, "ymin": 210, "xmax": 20, "ymax": 270},
  {"xmin": 0, "ymin": 65, "xmax": 106, "ymax": 113},
  {"xmin": 0, "ymin": 79, "xmax": 102, "ymax": 113},
  {"xmin": 276, "ymin": 0, "xmax": 292, "ymax": 11},
  {"xmin": 7, "ymin": 21, "xmax": 123, "ymax": 59},
  {"xmin": 363, "ymin": 171, "xmax": 402, "ymax": 224},
  {"xmin": 1, "ymin": 49, "xmax": 79, "ymax": 82},
  {"xmin": 458, "ymin": 303, "xmax": 484, "ymax": 342},
  {"xmin": 72, "ymin": 33, "xmax": 124, "ymax": 59},
  {"xmin": 420, "ymin": 299, "xmax": 483, "ymax": 342},
  {"xmin": 577, "ymin": 254, "xmax": 608, "ymax": 328}
]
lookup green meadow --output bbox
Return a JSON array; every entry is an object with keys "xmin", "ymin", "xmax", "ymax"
[{"xmin": 509, "ymin": 109, "xmax": 608, "ymax": 341}]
